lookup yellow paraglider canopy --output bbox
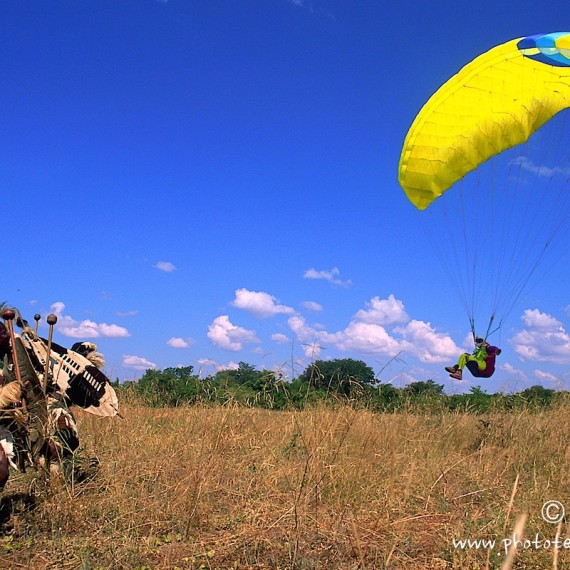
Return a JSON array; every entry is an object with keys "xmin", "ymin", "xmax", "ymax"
[{"xmin": 399, "ymin": 33, "xmax": 570, "ymax": 211}]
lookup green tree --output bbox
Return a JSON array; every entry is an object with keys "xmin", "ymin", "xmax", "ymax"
[
  {"xmin": 405, "ymin": 380, "xmax": 444, "ymax": 397},
  {"xmin": 208, "ymin": 362, "xmax": 288, "ymax": 408},
  {"xmin": 137, "ymin": 366, "xmax": 202, "ymax": 406},
  {"xmin": 298, "ymin": 358, "xmax": 375, "ymax": 396},
  {"xmin": 519, "ymin": 385, "xmax": 556, "ymax": 407},
  {"xmin": 447, "ymin": 386, "xmax": 493, "ymax": 413},
  {"xmin": 369, "ymin": 382, "xmax": 403, "ymax": 411}
]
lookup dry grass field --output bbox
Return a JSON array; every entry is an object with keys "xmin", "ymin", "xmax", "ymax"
[{"xmin": 1, "ymin": 400, "xmax": 570, "ymax": 569}]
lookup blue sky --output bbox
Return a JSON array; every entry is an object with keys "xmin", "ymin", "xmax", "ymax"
[{"xmin": 3, "ymin": 0, "xmax": 570, "ymax": 393}]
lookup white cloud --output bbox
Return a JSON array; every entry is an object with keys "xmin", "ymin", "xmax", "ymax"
[
  {"xmin": 196, "ymin": 359, "xmax": 218, "ymax": 377},
  {"xmin": 207, "ymin": 315, "xmax": 259, "ymax": 351},
  {"xmin": 461, "ymin": 332, "xmax": 477, "ymax": 351},
  {"xmin": 99, "ymin": 323, "xmax": 130, "ymax": 337},
  {"xmin": 118, "ymin": 310, "xmax": 138, "ymax": 317},
  {"xmin": 60, "ymin": 320, "xmax": 101, "ymax": 338},
  {"xmin": 324, "ymin": 320, "xmax": 407, "ymax": 356},
  {"xmin": 500, "ymin": 362, "xmax": 527, "ymax": 378},
  {"xmin": 396, "ymin": 370, "xmax": 424, "ymax": 387},
  {"xmin": 287, "ymin": 315, "xmax": 324, "ymax": 357},
  {"xmin": 215, "ymin": 361, "xmax": 240, "ymax": 371},
  {"xmin": 51, "ymin": 301, "xmax": 65, "ymax": 314},
  {"xmin": 197, "ymin": 359, "xmax": 239, "ymax": 377},
  {"xmin": 123, "ymin": 355, "xmax": 157, "ymax": 371},
  {"xmin": 154, "ymin": 261, "xmax": 176, "ymax": 273},
  {"xmin": 534, "ymin": 369, "xmax": 568, "ymax": 391},
  {"xmin": 395, "ymin": 320, "xmax": 459, "ymax": 363},
  {"xmin": 534, "ymin": 369, "xmax": 558, "ymax": 383},
  {"xmin": 231, "ymin": 288, "xmax": 294, "ymax": 318},
  {"xmin": 287, "ymin": 296, "xmax": 459, "ymax": 364},
  {"xmin": 534, "ymin": 370, "xmax": 560, "ymax": 384},
  {"xmin": 271, "ymin": 333, "xmax": 290, "ymax": 344},
  {"xmin": 300, "ymin": 301, "xmax": 323, "ymax": 312},
  {"xmin": 521, "ymin": 308, "xmax": 561, "ymax": 330},
  {"xmin": 50, "ymin": 302, "xmax": 130, "ymax": 339},
  {"xmin": 167, "ymin": 337, "xmax": 193, "ymax": 348},
  {"xmin": 510, "ymin": 309, "xmax": 570, "ymax": 363},
  {"xmin": 303, "ymin": 267, "xmax": 351, "ymax": 287},
  {"xmin": 353, "ymin": 295, "xmax": 409, "ymax": 326},
  {"xmin": 511, "ymin": 156, "xmax": 570, "ymax": 179},
  {"xmin": 287, "ymin": 315, "xmax": 319, "ymax": 342}
]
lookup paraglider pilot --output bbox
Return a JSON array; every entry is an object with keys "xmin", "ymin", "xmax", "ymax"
[{"xmin": 445, "ymin": 337, "xmax": 501, "ymax": 380}]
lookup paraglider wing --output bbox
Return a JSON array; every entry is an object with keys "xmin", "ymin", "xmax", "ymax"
[{"xmin": 398, "ymin": 32, "xmax": 570, "ymax": 211}]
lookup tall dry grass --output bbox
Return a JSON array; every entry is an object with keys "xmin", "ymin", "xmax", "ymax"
[{"xmin": 1, "ymin": 402, "xmax": 570, "ymax": 569}]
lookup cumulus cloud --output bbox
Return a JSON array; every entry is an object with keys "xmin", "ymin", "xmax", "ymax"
[
  {"xmin": 99, "ymin": 323, "xmax": 129, "ymax": 337},
  {"xmin": 207, "ymin": 315, "xmax": 259, "ymax": 351},
  {"xmin": 353, "ymin": 295, "xmax": 409, "ymax": 326},
  {"xmin": 510, "ymin": 309, "xmax": 570, "ymax": 363},
  {"xmin": 287, "ymin": 315, "xmax": 325, "ymax": 358},
  {"xmin": 154, "ymin": 261, "xmax": 176, "ymax": 272},
  {"xmin": 395, "ymin": 320, "xmax": 459, "ymax": 363},
  {"xmin": 231, "ymin": 288, "xmax": 294, "ymax": 318},
  {"xmin": 303, "ymin": 267, "xmax": 351, "ymax": 287},
  {"xmin": 167, "ymin": 337, "xmax": 193, "ymax": 348},
  {"xmin": 284, "ymin": 316, "xmax": 313, "ymax": 351},
  {"xmin": 287, "ymin": 296, "xmax": 459, "ymax": 364},
  {"xmin": 271, "ymin": 333, "xmax": 290, "ymax": 344},
  {"xmin": 123, "ymin": 355, "xmax": 157, "ymax": 371},
  {"xmin": 50, "ymin": 302, "xmax": 130, "ymax": 339},
  {"xmin": 324, "ymin": 320, "xmax": 407, "ymax": 356},
  {"xmin": 51, "ymin": 301, "xmax": 65, "ymax": 314},
  {"xmin": 521, "ymin": 309, "xmax": 561, "ymax": 330},
  {"xmin": 300, "ymin": 300, "xmax": 323, "ymax": 312}
]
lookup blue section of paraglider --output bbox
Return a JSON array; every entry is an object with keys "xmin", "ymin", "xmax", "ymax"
[{"xmin": 518, "ymin": 32, "xmax": 570, "ymax": 67}]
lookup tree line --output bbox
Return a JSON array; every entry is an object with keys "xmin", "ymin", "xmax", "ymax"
[{"xmin": 115, "ymin": 358, "xmax": 565, "ymax": 413}]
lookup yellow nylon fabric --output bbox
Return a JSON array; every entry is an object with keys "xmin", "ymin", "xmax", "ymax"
[
  {"xmin": 557, "ymin": 35, "xmax": 570, "ymax": 50},
  {"xmin": 398, "ymin": 38, "xmax": 570, "ymax": 210}
]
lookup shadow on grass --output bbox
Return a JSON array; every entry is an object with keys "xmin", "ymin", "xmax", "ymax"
[{"xmin": 0, "ymin": 491, "xmax": 37, "ymax": 531}]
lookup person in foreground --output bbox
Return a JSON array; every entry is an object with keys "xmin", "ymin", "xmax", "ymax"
[{"xmin": 445, "ymin": 337, "xmax": 502, "ymax": 380}]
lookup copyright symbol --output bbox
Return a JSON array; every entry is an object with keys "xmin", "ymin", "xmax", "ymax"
[{"xmin": 542, "ymin": 500, "xmax": 565, "ymax": 524}]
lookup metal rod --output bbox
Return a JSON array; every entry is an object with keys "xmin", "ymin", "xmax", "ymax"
[
  {"xmin": 33, "ymin": 314, "xmax": 41, "ymax": 335},
  {"xmin": 43, "ymin": 314, "xmax": 57, "ymax": 392}
]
